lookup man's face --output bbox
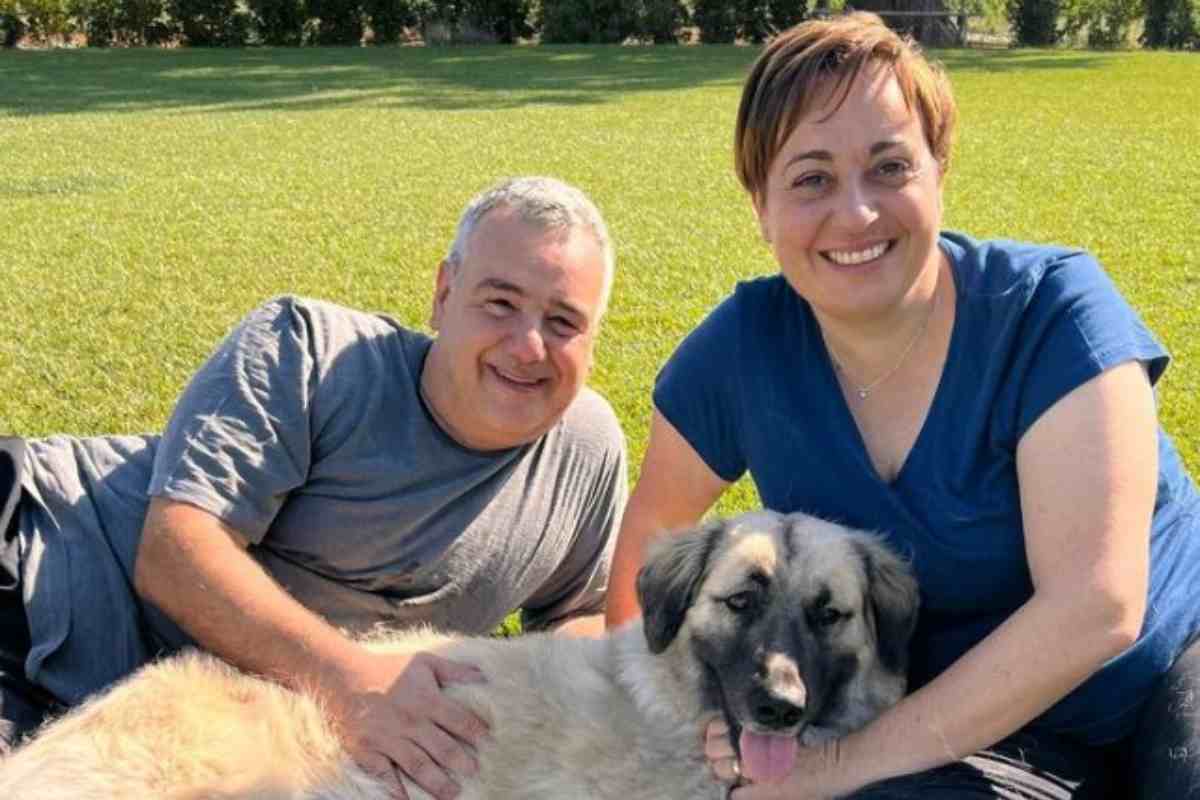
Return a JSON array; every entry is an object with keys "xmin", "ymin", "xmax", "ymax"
[{"xmin": 423, "ymin": 207, "xmax": 607, "ymax": 451}]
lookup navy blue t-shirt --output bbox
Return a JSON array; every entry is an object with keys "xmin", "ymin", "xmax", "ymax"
[{"xmin": 654, "ymin": 232, "xmax": 1200, "ymax": 745}]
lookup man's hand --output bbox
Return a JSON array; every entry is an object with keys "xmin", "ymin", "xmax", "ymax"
[
  {"xmin": 135, "ymin": 500, "xmax": 491, "ymax": 799},
  {"xmin": 326, "ymin": 650, "xmax": 490, "ymax": 800}
]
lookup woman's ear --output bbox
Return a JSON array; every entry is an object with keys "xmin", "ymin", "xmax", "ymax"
[{"xmin": 751, "ymin": 194, "xmax": 771, "ymax": 244}]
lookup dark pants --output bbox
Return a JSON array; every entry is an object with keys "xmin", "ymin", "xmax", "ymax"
[
  {"xmin": 0, "ymin": 436, "xmax": 63, "ymax": 753},
  {"xmin": 849, "ymin": 634, "xmax": 1200, "ymax": 799}
]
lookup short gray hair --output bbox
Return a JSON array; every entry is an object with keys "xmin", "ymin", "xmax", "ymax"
[{"xmin": 446, "ymin": 176, "xmax": 616, "ymax": 318}]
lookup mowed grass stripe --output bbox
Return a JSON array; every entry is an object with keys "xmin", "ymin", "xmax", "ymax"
[{"xmin": 2, "ymin": 46, "xmax": 1197, "ymax": 510}]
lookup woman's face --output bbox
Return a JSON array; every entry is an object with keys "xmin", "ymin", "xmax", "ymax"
[{"xmin": 753, "ymin": 63, "xmax": 944, "ymax": 326}]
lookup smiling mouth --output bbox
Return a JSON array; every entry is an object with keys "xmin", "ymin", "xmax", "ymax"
[
  {"xmin": 822, "ymin": 240, "xmax": 893, "ymax": 266},
  {"xmin": 490, "ymin": 365, "xmax": 547, "ymax": 391}
]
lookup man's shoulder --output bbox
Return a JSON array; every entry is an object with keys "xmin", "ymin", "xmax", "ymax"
[
  {"xmin": 245, "ymin": 295, "xmax": 432, "ymax": 364},
  {"xmin": 555, "ymin": 387, "xmax": 625, "ymax": 454},
  {"xmin": 257, "ymin": 295, "xmax": 422, "ymax": 337}
]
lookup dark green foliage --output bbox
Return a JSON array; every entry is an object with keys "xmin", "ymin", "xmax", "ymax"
[
  {"xmin": 464, "ymin": 0, "xmax": 532, "ymax": 42},
  {"xmin": 246, "ymin": 0, "xmax": 306, "ymax": 44},
  {"xmin": 1058, "ymin": 0, "xmax": 1141, "ymax": 47},
  {"xmin": 18, "ymin": 0, "xmax": 75, "ymax": 40},
  {"xmin": 1, "ymin": 8, "xmax": 27, "ymax": 45},
  {"xmin": 1142, "ymin": 0, "xmax": 1198, "ymax": 47},
  {"xmin": 635, "ymin": 0, "xmax": 688, "ymax": 42},
  {"xmin": 538, "ymin": 0, "xmax": 637, "ymax": 42},
  {"xmin": 169, "ymin": 0, "xmax": 250, "ymax": 44},
  {"xmin": 694, "ymin": 0, "xmax": 806, "ymax": 42},
  {"xmin": 307, "ymin": 0, "xmax": 363, "ymax": 43},
  {"xmin": 363, "ymin": 0, "xmax": 414, "ymax": 42},
  {"xmin": 692, "ymin": 0, "xmax": 736, "ymax": 41},
  {"xmin": 409, "ymin": 0, "xmax": 532, "ymax": 43},
  {"xmin": 73, "ymin": 0, "xmax": 169, "ymax": 45},
  {"xmin": 735, "ymin": 0, "xmax": 770, "ymax": 42},
  {"xmin": 1005, "ymin": 0, "xmax": 1059, "ymax": 44},
  {"xmin": 766, "ymin": 0, "xmax": 804, "ymax": 32}
]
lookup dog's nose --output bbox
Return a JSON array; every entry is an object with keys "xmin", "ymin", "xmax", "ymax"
[{"xmin": 748, "ymin": 685, "xmax": 806, "ymax": 729}]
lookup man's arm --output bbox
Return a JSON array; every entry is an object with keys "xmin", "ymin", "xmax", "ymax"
[
  {"xmin": 134, "ymin": 498, "xmax": 489, "ymax": 800},
  {"xmin": 552, "ymin": 614, "xmax": 606, "ymax": 637}
]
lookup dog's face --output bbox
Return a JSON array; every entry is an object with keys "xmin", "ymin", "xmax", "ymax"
[{"xmin": 635, "ymin": 510, "xmax": 918, "ymax": 783}]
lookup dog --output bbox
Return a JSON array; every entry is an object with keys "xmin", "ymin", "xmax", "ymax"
[{"xmin": 0, "ymin": 509, "xmax": 918, "ymax": 799}]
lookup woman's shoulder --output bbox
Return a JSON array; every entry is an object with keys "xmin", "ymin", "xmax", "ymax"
[
  {"xmin": 940, "ymin": 231, "xmax": 1101, "ymax": 298},
  {"xmin": 714, "ymin": 273, "xmax": 806, "ymax": 325},
  {"xmin": 731, "ymin": 273, "xmax": 796, "ymax": 303}
]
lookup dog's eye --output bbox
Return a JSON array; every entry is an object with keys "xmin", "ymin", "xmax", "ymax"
[
  {"xmin": 723, "ymin": 592, "xmax": 755, "ymax": 613},
  {"xmin": 813, "ymin": 607, "xmax": 845, "ymax": 628}
]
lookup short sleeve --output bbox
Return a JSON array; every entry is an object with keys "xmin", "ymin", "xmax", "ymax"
[
  {"xmin": 1010, "ymin": 251, "xmax": 1168, "ymax": 440},
  {"xmin": 652, "ymin": 294, "xmax": 747, "ymax": 482},
  {"xmin": 148, "ymin": 297, "xmax": 318, "ymax": 541},
  {"xmin": 521, "ymin": 397, "xmax": 630, "ymax": 631}
]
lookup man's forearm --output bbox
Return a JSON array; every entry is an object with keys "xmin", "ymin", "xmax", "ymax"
[
  {"xmin": 552, "ymin": 613, "xmax": 606, "ymax": 638},
  {"xmin": 133, "ymin": 498, "xmax": 360, "ymax": 693}
]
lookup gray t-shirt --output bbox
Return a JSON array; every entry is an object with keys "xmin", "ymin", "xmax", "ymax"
[{"xmin": 17, "ymin": 296, "xmax": 628, "ymax": 704}]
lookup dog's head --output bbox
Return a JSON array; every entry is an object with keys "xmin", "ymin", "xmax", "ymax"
[{"xmin": 635, "ymin": 510, "xmax": 918, "ymax": 783}]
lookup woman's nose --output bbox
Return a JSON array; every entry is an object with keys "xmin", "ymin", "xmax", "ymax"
[{"xmin": 834, "ymin": 180, "xmax": 880, "ymax": 231}]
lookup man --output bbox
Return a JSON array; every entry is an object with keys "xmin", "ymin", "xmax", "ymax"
[{"xmin": 0, "ymin": 176, "xmax": 628, "ymax": 800}]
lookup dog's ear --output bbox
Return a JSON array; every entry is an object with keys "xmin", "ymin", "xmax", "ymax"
[
  {"xmin": 854, "ymin": 536, "xmax": 919, "ymax": 674},
  {"xmin": 636, "ymin": 520, "xmax": 724, "ymax": 654}
]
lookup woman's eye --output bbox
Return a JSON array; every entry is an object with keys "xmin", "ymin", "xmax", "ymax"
[
  {"xmin": 875, "ymin": 160, "xmax": 912, "ymax": 181},
  {"xmin": 793, "ymin": 173, "xmax": 830, "ymax": 192}
]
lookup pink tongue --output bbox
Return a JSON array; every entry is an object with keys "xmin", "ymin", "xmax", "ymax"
[{"xmin": 739, "ymin": 729, "xmax": 799, "ymax": 784}]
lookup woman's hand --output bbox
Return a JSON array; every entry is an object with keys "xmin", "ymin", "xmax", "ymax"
[
  {"xmin": 703, "ymin": 718, "xmax": 857, "ymax": 800},
  {"xmin": 703, "ymin": 717, "xmax": 744, "ymax": 789}
]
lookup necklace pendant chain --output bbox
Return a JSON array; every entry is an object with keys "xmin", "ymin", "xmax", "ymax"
[{"xmin": 828, "ymin": 284, "xmax": 941, "ymax": 402}]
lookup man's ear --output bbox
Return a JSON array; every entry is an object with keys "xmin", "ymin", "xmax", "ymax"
[{"xmin": 430, "ymin": 259, "xmax": 455, "ymax": 331}]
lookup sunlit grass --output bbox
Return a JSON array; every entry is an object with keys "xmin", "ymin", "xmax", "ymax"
[{"xmin": 2, "ymin": 45, "xmax": 1197, "ymax": 510}]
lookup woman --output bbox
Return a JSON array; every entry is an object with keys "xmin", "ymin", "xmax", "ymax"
[{"xmin": 604, "ymin": 12, "xmax": 1200, "ymax": 799}]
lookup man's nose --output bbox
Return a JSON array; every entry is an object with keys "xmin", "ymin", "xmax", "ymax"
[{"xmin": 508, "ymin": 319, "xmax": 547, "ymax": 363}]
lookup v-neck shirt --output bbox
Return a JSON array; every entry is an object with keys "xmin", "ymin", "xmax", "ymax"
[{"xmin": 653, "ymin": 231, "xmax": 1200, "ymax": 745}]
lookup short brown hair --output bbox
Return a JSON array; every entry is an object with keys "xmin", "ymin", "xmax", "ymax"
[{"xmin": 734, "ymin": 12, "xmax": 957, "ymax": 201}]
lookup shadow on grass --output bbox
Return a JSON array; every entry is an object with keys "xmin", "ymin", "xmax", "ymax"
[
  {"xmin": 933, "ymin": 47, "xmax": 1110, "ymax": 73},
  {"xmin": 0, "ymin": 44, "xmax": 760, "ymax": 116}
]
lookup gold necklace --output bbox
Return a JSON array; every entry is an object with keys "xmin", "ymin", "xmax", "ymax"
[{"xmin": 825, "ymin": 286, "xmax": 940, "ymax": 401}]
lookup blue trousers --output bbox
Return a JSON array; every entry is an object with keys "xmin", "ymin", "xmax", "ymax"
[{"xmin": 1, "ymin": 436, "xmax": 61, "ymax": 751}]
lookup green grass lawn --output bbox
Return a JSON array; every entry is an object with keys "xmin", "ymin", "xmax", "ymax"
[{"xmin": 2, "ymin": 45, "xmax": 1198, "ymax": 516}]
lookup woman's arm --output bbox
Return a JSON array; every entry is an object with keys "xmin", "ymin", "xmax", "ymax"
[
  {"xmin": 724, "ymin": 359, "xmax": 1159, "ymax": 797},
  {"xmin": 605, "ymin": 409, "xmax": 731, "ymax": 629}
]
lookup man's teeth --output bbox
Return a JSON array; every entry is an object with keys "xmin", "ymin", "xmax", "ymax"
[
  {"xmin": 497, "ymin": 369, "xmax": 539, "ymax": 385},
  {"xmin": 825, "ymin": 242, "xmax": 889, "ymax": 265}
]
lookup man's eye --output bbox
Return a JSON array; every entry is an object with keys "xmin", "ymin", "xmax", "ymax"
[
  {"xmin": 484, "ymin": 299, "xmax": 516, "ymax": 315},
  {"xmin": 548, "ymin": 316, "xmax": 579, "ymax": 336}
]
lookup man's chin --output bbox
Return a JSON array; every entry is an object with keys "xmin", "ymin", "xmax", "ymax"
[{"xmin": 473, "ymin": 409, "xmax": 557, "ymax": 449}]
